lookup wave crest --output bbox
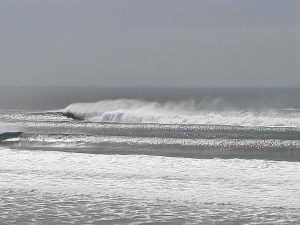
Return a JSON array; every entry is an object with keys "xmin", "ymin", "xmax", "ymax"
[
  {"xmin": 0, "ymin": 122, "xmax": 22, "ymax": 140},
  {"xmin": 62, "ymin": 99, "xmax": 300, "ymax": 127}
]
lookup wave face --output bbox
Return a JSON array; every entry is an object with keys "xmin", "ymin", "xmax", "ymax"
[
  {"xmin": 62, "ymin": 99, "xmax": 300, "ymax": 127},
  {"xmin": 0, "ymin": 132, "xmax": 23, "ymax": 141},
  {"xmin": 0, "ymin": 122, "xmax": 22, "ymax": 141}
]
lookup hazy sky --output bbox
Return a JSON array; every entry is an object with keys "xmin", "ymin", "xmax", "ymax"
[{"xmin": 1, "ymin": 0, "xmax": 300, "ymax": 87}]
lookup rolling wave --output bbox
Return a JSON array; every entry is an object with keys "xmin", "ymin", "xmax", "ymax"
[
  {"xmin": 62, "ymin": 99, "xmax": 300, "ymax": 127},
  {"xmin": 10, "ymin": 133, "xmax": 300, "ymax": 150},
  {"xmin": 0, "ymin": 132, "xmax": 23, "ymax": 141},
  {"xmin": 3, "ymin": 133, "xmax": 300, "ymax": 161},
  {"xmin": 0, "ymin": 122, "xmax": 23, "ymax": 141}
]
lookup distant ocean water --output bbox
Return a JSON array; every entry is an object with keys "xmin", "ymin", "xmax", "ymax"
[{"xmin": 0, "ymin": 87, "xmax": 300, "ymax": 224}]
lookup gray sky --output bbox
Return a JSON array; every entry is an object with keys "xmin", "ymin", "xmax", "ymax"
[{"xmin": 1, "ymin": 0, "xmax": 300, "ymax": 87}]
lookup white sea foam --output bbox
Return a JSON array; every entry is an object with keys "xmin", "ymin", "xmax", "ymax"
[
  {"xmin": 1, "ymin": 149, "xmax": 300, "ymax": 207},
  {"xmin": 63, "ymin": 99, "xmax": 300, "ymax": 127}
]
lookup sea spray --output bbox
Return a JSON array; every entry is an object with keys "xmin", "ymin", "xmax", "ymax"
[{"xmin": 62, "ymin": 99, "xmax": 300, "ymax": 127}]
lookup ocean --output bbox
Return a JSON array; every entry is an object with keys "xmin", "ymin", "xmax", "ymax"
[{"xmin": 0, "ymin": 87, "xmax": 300, "ymax": 224}]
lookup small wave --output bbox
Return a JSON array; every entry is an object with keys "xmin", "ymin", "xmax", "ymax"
[
  {"xmin": 61, "ymin": 99, "xmax": 300, "ymax": 127},
  {"xmin": 6, "ymin": 133, "xmax": 300, "ymax": 162},
  {"xmin": 0, "ymin": 132, "xmax": 23, "ymax": 141},
  {"xmin": 0, "ymin": 122, "xmax": 23, "ymax": 140}
]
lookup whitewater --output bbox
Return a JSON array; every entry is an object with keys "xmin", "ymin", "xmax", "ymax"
[
  {"xmin": 1, "ymin": 148, "xmax": 300, "ymax": 224},
  {"xmin": 62, "ymin": 99, "xmax": 300, "ymax": 127},
  {"xmin": 1, "ymin": 87, "xmax": 300, "ymax": 224}
]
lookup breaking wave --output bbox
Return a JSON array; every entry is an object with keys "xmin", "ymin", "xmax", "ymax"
[
  {"xmin": 62, "ymin": 99, "xmax": 300, "ymax": 127},
  {"xmin": 0, "ymin": 122, "xmax": 22, "ymax": 140}
]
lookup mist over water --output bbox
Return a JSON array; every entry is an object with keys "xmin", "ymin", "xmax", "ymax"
[
  {"xmin": 62, "ymin": 98, "xmax": 300, "ymax": 127},
  {"xmin": 1, "ymin": 87, "xmax": 300, "ymax": 110}
]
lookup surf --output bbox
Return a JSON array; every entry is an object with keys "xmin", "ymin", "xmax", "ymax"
[
  {"xmin": 0, "ymin": 132, "xmax": 23, "ymax": 141},
  {"xmin": 0, "ymin": 122, "xmax": 23, "ymax": 140},
  {"xmin": 61, "ymin": 99, "xmax": 300, "ymax": 127}
]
